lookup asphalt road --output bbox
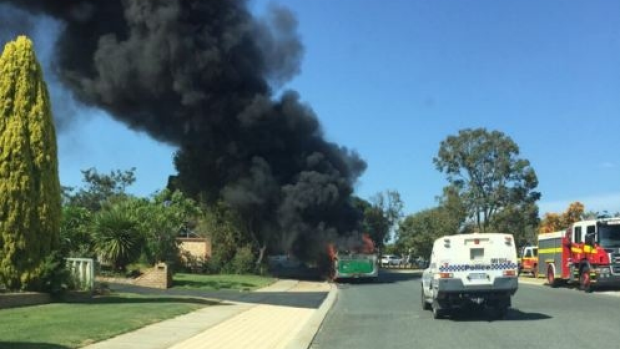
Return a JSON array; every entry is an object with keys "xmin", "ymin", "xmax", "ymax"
[{"xmin": 310, "ymin": 270, "xmax": 620, "ymax": 349}]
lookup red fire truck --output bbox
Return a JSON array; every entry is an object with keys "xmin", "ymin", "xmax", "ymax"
[
  {"xmin": 538, "ymin": 218, "xmax": 620, "ymax": 292},
  {"xmin": 518, "ymin": 246, "xmax": 538, "ymax": 277}
]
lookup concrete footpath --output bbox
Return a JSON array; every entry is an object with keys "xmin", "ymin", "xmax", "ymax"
[{"xmin": 83, "ymin": 280, "xmax": 337, "ymax": 349}]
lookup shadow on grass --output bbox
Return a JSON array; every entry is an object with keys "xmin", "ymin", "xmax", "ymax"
[
  {"xmin": 0, "ymin": 343, "xmax": 70, "ymax": 349},
  {"xmin": 64, "ymin": 295, "xmax": 223, "ymax": 306},
  {"xmin": 173, "ymin": 279, "xmax": 255, "ymax": 290}
]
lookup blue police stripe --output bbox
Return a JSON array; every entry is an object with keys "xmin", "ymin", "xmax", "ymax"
[{"xmin": 438, "ymin": 263, "xmax": 518, "ymax": 272}]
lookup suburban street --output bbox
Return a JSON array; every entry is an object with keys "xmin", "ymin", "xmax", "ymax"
[{"xmin": 311, "ymin": 270, "xmax": 620, "ymax": 349}]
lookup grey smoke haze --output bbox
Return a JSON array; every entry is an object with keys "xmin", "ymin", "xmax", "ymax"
[
  {"xmin": 0, "ymin": 0, "xmax": 366, "ymax": 257},
  {"xmin": 0, "ymin": 4, "xmax": 36, "ymax": 40}
]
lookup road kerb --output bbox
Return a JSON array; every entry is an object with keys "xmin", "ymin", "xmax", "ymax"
[{"xmin": 284, "ymin": 282, "xmax": 338, "ymax": 349}]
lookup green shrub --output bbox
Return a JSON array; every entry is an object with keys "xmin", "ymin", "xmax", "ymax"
[
  {"xmin": 231, "ymin": 246, "xmax": 256, "ymax": 274},
  {"xmin": 60, "ymin": 206, "xmax": 95, "ymax": 258},
  {"xmin": 206, "ymin": 250, "xmax": 232, "ymax": 274},
  {"xmin": 27, "ymin": 251, "xmax": 73, "ymax": 295}
]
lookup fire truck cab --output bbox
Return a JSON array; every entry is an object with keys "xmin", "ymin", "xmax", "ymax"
[
  {"xmin": 539, "ymin": 218, "xmax": 620, "ymax": 292},
  {"xmin": 518, "ymin": 246, "xmax": 538, "ymax": 277}
]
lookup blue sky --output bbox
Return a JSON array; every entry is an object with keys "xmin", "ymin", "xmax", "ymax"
[{"xmin": 6, "ymin": 0, "xmax": 620, "ymax": 216}]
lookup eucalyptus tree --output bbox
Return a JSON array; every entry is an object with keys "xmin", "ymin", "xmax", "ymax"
[{"xmin": 434, "ymin": 128, "xmax": 540, "ymax": 233}]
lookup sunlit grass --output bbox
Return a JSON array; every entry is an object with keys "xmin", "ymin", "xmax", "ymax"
[{"xmin": 0, "ymin": 293, "xmax": 213, "ymax": 349}]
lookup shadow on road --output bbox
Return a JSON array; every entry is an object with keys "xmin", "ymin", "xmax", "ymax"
[
  {"xmin": 271, "ymin": 266, "xmax": 426, "ymax": 285},
  {"xmin": 377, "ymin": 270, "xmax": 422, "ymax": 283},
  {"xmin": 558, "ymin": 283, "xmax": 620, "ymax": 293},
  {"xmin": 520, "ymin": 278, "xmax": 620, "ymax": 294},
  {"xmin": 335, "ymin": 269, "xmax": 421, "ymax": 289},
  {"xmin": 447, "ymin": 307, "xmax": 552, "ymax": 322},
  {"xmin": 269, "ymin": 266, "xmax": 325, "ymax": 282},
  {"xmin": 332, "ymin": 269, "xmax": 421, "ymax": 286},
  {"xmin": 104, "ymin": 283, "xmax": 328, "ymax": 309}
]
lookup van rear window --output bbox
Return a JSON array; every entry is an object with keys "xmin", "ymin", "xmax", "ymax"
[
  {"xmin": 470, "ymin": 248, "xmax": 484, "ymax": 261},
  {"xmin": 465, "ymin": 238, "xmax": 489, "ymax": 245}
]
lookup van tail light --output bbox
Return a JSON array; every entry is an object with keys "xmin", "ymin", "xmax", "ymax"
[
  {"xmin": 503, "ymin": 270, "xmax": 516, "ymax": 277},
  {"xmin": 439, "ymin": 273, "xmax": 453, "ymax": 279}
]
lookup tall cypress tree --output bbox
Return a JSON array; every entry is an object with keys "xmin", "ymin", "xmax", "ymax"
[{"xmin": 0, "ymin": 36, "xmax": 61, "ymax": 290}]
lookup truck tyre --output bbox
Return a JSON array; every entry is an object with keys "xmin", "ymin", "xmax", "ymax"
[
  {"xmin": 432, "ymin": 303, "xmax": 446, "ymax": 319},
  {"xmin": 579, "ymin": 268, "xmax": 593, "ymax": 293},
  {"xmin": 492, "ymin": 306, "xmax": 508, "ymax": 320},
  {"xmin": 432, "ymin": 305, "xmax": 442, "ymax": 319},
  {"xmin": 547, "ymin": 265, "xmax": 559, "ymax": 288},
  {"xmin": 421, "ymin": 289, "xmax": 431, "ymax": 310}
]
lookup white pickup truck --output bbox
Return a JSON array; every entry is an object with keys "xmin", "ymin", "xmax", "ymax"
[{"xmin": 421, "ymin": 233, "xmax": 519, "ymax": 319}]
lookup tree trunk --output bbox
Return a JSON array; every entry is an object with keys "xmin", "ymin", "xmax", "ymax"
[{"xmin": 256, "ymin": 243, "xmax": 267, "ymax": 266}]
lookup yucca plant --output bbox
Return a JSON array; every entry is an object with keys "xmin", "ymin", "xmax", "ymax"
[{"xmin": 92, "ymin": 209, "xmax": 143, "ymax": 272}]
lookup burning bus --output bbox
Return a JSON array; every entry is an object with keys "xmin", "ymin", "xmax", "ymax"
[{"xmin": 329, "ymin": 234, "xmax": 379, "ymax": 281}]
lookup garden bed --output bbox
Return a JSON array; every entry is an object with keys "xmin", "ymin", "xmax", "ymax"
[{"xmin": 0, "ymin": 292, "xmax": 51, "ymax": 309}]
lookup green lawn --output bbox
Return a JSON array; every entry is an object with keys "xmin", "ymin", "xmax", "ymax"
[
  {"xmin": 0, "ymin": 294, "xmax": 214, "ymax": 349},
  {"xmin": 172, "ymin": 273, "xmax": 275, "ymax": 291},
  {"xmin": 0, "ymin": 274, "xmax": 275, "ymax": 348}
]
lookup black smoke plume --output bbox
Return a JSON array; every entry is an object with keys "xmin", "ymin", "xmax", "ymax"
[{"xmin": 1, "ymin": 0, "xmax": 366, "ymax": 260}]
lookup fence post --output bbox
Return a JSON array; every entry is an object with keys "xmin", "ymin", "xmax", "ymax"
[{"xmin": 65, "ymin": 258, "xmax": 95, "ymax": 291}]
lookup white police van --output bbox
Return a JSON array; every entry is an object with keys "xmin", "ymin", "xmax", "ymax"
[{"xmin": 421, "ymin": 233, "xmax": 519, "ymax": 319}]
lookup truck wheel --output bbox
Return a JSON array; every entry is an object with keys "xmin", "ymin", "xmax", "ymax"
[
  {"xmin": 421, "ymin": 289, "xmax": 431, "ymax": 310},
  {"xmin": 547, "ymin": 265, "xmax": 559, "ymax": 288},
  {"xmin": 492, "ymin": 306, "xmax": 508, "ymax": 320},
  {"xmin": 432, "ymin": 303, "xmax": 446, "ymax": 319},
  {"xmin": 579, "ymin": 269, "xmax": 593, "ymax": 293}
]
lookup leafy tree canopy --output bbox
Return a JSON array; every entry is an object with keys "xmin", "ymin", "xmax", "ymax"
[
  {"xmin": 540, "ymin": 201, "xmax": 585, "ymax": 233},
  {"xmin": 397, "ymin": 206, "xmax": 460, "ymax": 259},
  {"xmin": 353, "ymin": 190, "xmax": 404, "ymax": 248},
  {"xmin": 433, "ymin": 128, "xmax": 540, "ymax": 233},
  {"xmin": 64, "ymin": 167, "xmax": 136, "ymax": 211}
]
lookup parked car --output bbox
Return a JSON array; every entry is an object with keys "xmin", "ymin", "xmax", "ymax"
[
  {"xmin": 380, "ymin": 254, "xmax": 403, "ymax": 267},
  {"xmin": 414, "ymin": 256, "xmax": 429, "ymax": 269},
  {"xmin": 267, "ymin": 254, "xmax": 301, "ymax": 268}
]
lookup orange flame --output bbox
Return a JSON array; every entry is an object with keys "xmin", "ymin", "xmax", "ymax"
[
  {"xmin": 361, "ymin": 233, "xmax": 375, "ymax": 254},
  {"xmin": 327, "ymin": 243, "xmax": 338, "ymax": 261}
]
